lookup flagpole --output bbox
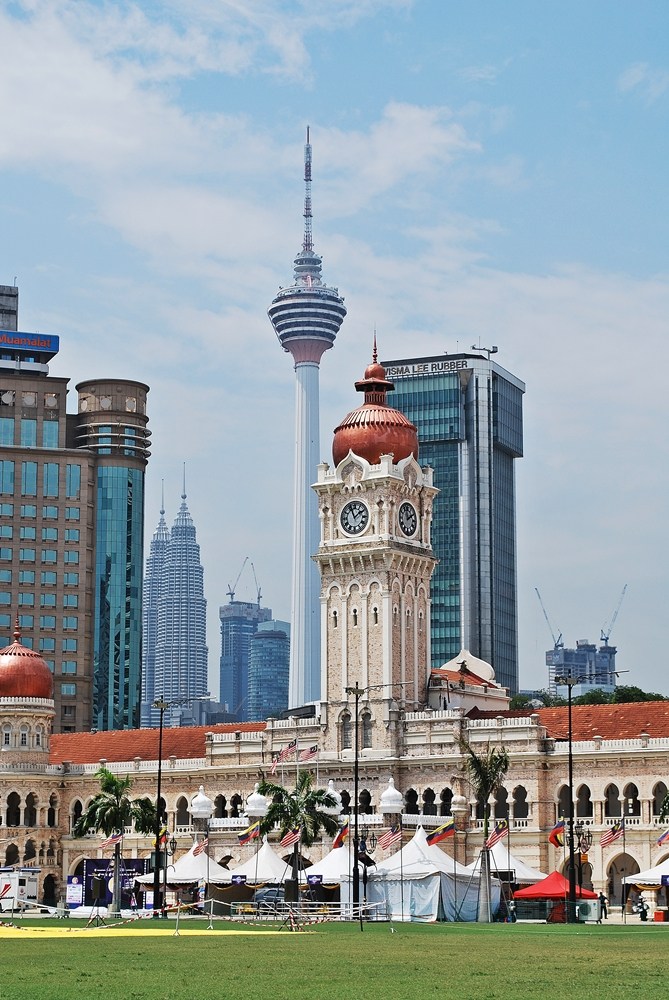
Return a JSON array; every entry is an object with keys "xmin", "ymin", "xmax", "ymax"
[
  {"xmin": 399, "ymin": 815, "xmax": 404, "ymax": 922},
  {"xmin": 622, "ymin": 818, "xmax": 627, "ymax": 925}
]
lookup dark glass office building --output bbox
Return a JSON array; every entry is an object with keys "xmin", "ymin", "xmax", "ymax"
[
  {"xmin": 381, "ymin": 352, "xmax": 524, "ymax": 692},
  {"xmin": 247, "ymin": 620, "xmax": 290, "ymax": 722},
  {"xmin": 219, "ymin": 600, "xmax": 271, "ymax": 722}
]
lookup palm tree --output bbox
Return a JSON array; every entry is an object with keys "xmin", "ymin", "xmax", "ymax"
[
  {"xmin": 73, "ymin": 767, "xmax": 156, "ymax": 914},
  {"xmin": 458, "ymin": 736, "xmax": 510, "ymax": 922},
  {"xmin": 257, "ymin": 771, "xmax": 339, "ymax": 886}
]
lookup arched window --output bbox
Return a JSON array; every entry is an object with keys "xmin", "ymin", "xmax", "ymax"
[
  {"xmin": 341, "ymin": 713, "xmax": 352, "ymax": 750},
  {"xmin": 214, "ymin": 795, "xmax": 227, "ymax": 819},
  {"xmin": 422, "ymin": 788, "xmax": 437, "ymax": 816},
  {"xmin": 24, "ymin": 792, "xmax": 37, "ymax": 827},
  {"xmin": 34, "ymin": 726, "xmax": 44, "ymax": 748},
  {"xmin": 604, "ymin": 784, "xmax": 621, "ymax": 817},
  {"xmin": 332, "ymin": 610, "xmax": 338, "ymax": 629},
  {"xmin": 475, "ymin": 792, "xmax": 486, "ymax": 821},
  {"xmin": 352, "ymin": 608, "xmax": 358, "ymax": 627},
  {"xmin": 7, "ymin": 792, "xmax": 21, "ymax": 826},
  {"xmin": 361, "ymin": 712, "xmax": 372, "ymax": 749},
  {"xmin": 623, "ymin": 782, "xmax": 640, "ymax": 816},
  {"xmin": 576, "ymin": 784, "xmax": 593, "ymax": 818},
  {"xmin": 24, "ymin": 839, "xmax": 36, "ymax": 861},
  {"xmin": 340, "ymin": 790, "xmax": 351, "ymax": 814},
  {"xmin": 158, "ymin": 796, "xmax": 167, "ymax": 826},
  {"xmin": 513, "ymin": 786, "xmax": 528, "ymax": 819},
  {"xmin": 175, "ymin": 796, "xmax": 190, "ymax": 827},
  {"xmin": 71, "ymin": 799, "xmax": 83, "ymax": 832},
  {"xmin": 229, "ymin": 794, "xmax": 243, "ymax": 818},
  {"xmin": 359, "ymin": 790, "xmax": 372, "ymax": 815},
  {"xmin": 372, "ymin": 606, "xmax": 378, "ymax": 625},
  {"xmin": 393, "ymin": 605, "xmax": 399, "ymax": 626},
  {"xmin": 2, "ymin": 724, "xmax": 10, "ymax": 747},
  {"xmin": 404, "ymin": 789, "xmax": 419, "ymax": 815},
  {"xmin": 653, "ymin": 782, "xmax": 667, "ymax": 816},
  {"xmin": 47, "ymin": 793, "xmax": 58, "ymax": 828},
  {"xmin": 557, "ymin": 785, "xmax": 570, "ymax": 820},
  {"xmin": 439, "ymin": 788, "xmax": 453, "ymax": 816},
  {"xmin": 494, "ymin": 787, "xmax": 509, "ymax": 820},
  {"xmin": 19, "ymin": 725, "xmax": 29, "ymax": 747},
  {"xmin": 5, "ymin": 844, "xmax": 19, "ymax": 866}
]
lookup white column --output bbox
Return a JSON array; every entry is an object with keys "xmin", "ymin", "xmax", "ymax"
[{"xmin": 289, "ymin": 361, "xmax": 321, "ymax": 707}]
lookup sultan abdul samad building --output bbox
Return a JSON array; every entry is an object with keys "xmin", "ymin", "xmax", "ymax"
[{"xmin": 1, "ymin": 355, "xmax": 669, "ymax": 908}]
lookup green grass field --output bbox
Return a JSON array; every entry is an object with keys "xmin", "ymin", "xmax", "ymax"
[{"xmin": 0, "ymin": 919, "xmax": 665, "ymax": 1000}]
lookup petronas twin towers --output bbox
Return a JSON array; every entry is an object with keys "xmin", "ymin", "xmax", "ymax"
[{"xmin": 141, "ymin": 487, "xmax": 208, "ymax": 727}]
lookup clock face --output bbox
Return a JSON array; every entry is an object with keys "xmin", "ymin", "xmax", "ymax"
[
  {"xmin": 398, "ymin": 502, "xmax": 418, "ymax": 537},
  {"xmin": 340, "ymin": 500, "xmax": 369, "ymax": 536}
]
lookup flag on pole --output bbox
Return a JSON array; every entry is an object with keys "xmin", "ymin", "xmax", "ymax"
[
  {"xmin": 485, "ymin": 819, "xmax": 509, "ymax": 849},
  {"xmin": 332, "ymin": 820, "xmax": 349, "ymax": 849},
  {"xmin": 600, "ymin": 819, "xmax": 624, "ymax": 847},
  {"xmin": 426, "ymin": 819, "xmax": 455, "ymax": 846},
  {"xmin": 377, "ymin": 825, "xmax": 402, "ymax": 851},
  {"xmin": 270, "ymin": 739, "xmax": 298, "ymax": 774},
  {"xmin": 280, "ymin": 827, "xmax": 301, "ymax": 849},
  {"xmin": 657, "ymin": 829, "xmax": 669, "ymax": 846},
  {"xmin": 154, "ymin": 825, "xmax": 168, "ymax": 850},
  {"xmin": 193, "ymin": 837, "xmax": 208, "ymax": 856},
  {"xmin": 548, "ymin": 819, "xmax": 565, "ymax": 847},
  {"xmin": 100, "ymin": 831, "xmax": 123, "ymax": 850},
  {"xmin": 238, "ymin": 821, "xmax": 260, "ymax": 846},
  {"xmin": 298, "ymin": 745, "xmax": 319, "ymax": 763}
]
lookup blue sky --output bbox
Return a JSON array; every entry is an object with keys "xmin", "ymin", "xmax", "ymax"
[{"xmin": 0, "ymin": 0, "xmax": 667, "ymax": 697}]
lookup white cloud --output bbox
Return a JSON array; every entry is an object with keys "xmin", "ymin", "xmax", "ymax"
[{"xmin": 618, "ymin": 61, "xmax": 669, "ymax": 103}]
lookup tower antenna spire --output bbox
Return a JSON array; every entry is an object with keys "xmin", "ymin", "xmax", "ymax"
[
  {"xmin": 373, "ymin": 327, "xmax": 378, "ymax": 364},
  {"xmin": 160, "ymin": 479, "xmax": 165, "ymax": 516},
  {"xmin": 303, "ymin": 125, "xmax": 313, "ymax": 253},
  {"xmin": 182, "ymin": 463, "xmax": 186, "ymax": 500}
]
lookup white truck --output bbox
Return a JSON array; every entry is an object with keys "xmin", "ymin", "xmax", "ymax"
[{"xmin": 0, "ymin": 868, "xmax": 39, "ymax": 911}]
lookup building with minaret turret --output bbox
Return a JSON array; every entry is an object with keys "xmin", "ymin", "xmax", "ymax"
[
  {"xmin": 141, "ymin": 482, "xmax": 208, "ymax": 728},
  {"xmin": 268, "ymin": 129, "xmax": 346, "ymax": 709}
]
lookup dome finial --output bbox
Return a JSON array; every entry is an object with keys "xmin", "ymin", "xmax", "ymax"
[
  {"xmin": 372, "ymin": 327, "xmax": 378, "ymax": 365},
  {"xmin": 13, "ymin": 613, "xmax": 20, "ymax": 643}
]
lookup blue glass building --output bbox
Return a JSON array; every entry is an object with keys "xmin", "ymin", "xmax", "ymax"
[
  {"xmin": 247, "ymin": 620, "xmax": 290, "ymax": 722},
  {"xmin": 219, "ymin": 600, "xmax": 271, "ymax": 722},
  {"xmin": 382, "ymin": 352, "xmax": 524, "ymax": 692}
]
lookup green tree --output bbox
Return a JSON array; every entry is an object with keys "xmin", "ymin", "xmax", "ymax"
[
  {"xmin": 258, "ymin": 771, "xmax": 338, "ymax": 884},
  {"xmin": 573, "ymin": 689, "xmax": 610, "ymax": 705},
  {"xmin": 612, "ymin": 685, "xmax": 666, "ymax": 703},
  {"xmin": 73, "ymin": 767, "xmax": 155, "ymax": 914},
  {"xmin": 458, "ymin": 737, "xmax": 510, "ymax": 922}
]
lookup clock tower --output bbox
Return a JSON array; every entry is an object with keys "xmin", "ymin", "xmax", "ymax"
[{"xmin": 314, "ymin": 349, "xmax": 438, "ymax": 754}]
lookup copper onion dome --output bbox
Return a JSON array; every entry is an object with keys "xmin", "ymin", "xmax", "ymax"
[
  {"xmin": 0, "ymin": 620, "xmax": 54, "ymax": 700},
  {"xmin": 333, "ymin": 341, "xmax": 418, "ymax": 467}
]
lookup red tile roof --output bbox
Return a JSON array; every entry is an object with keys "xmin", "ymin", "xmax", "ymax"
[
  {"xmin": 50, "ymin": 721, "xmax": 266, "ymax": 765},
  {"xmin": 536, "ymin": 702, "xmax": 669, "ymax": 741},
  {"xmin": 431, "ymin": 666, "xmax": 501, "ymax": 689}
]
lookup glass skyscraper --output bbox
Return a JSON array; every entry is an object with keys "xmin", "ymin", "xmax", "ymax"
[
  {"xmin": 0, "ymin": 284, "xmax": 151, "ymax": 731},
  {"xmin": 141, "ymin": 491, "xmax": 208, "ymax": 727},
  {"xmin": 382, "ymin": 352, "xmax": 524, "ymax": 692},
  {"xmin": 247, "ymin": 620, "xmax": 290, "ymax": 721},
  {"xmin": 219, "ymin": 600, "xmax": 271, "ymax": 722}
]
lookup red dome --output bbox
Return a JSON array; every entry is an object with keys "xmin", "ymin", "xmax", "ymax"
[
  {"xmin": 333, "ymin": 352, "xmax": 418, "ymax": 467},
  {"xmin": 0, "ymin": 623, "xmax": 53, "ymax": 699}
]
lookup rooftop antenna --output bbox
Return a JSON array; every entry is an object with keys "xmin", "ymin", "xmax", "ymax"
[
  {"xmin": 303, "ymin": 126, "xmax": 313, "ymax": 253},
  {"xmin": 160, "ymin": 479, "xmax": 165, "ymax": 516},
  {"xmin": 471, "ymin": 343, "xmax": 499, "ymax": 361}
]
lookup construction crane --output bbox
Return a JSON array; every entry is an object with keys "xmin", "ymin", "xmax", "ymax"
[
  {"xmin": 250, "ymin": 562, "xmax": 262, "ymax": 607},
  {"xmin": 227, "ymin": 557, "xmax": 249, "ymax": 603},
  {"xmin": 601, "ymin": 584, "xmax": 628, "ymax": 646},
  {"xmin": 534, "ymin": 587, "xmax": 563, "ymax": 649}
]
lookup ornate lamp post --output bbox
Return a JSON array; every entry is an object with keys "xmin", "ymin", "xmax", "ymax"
[
  {"xmin": 189, "ymin": 785, "xmax": 215, "ymax": 922},
  {"xmin": 345, "ymin": 682, "xmax": 364, "ymax": 926},
  {"xmin": 162, "ymin": 832, "xmax": 178, "ymax": 918}
]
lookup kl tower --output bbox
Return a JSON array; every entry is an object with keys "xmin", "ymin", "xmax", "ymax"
[{"xmin": 268, "ymin": 128, "xmax": 346, "ymax": 708}]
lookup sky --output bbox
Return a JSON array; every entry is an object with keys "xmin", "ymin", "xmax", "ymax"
[{"xmin": 0, "ymin": 0, "xmax": 667, "ymax": 698}]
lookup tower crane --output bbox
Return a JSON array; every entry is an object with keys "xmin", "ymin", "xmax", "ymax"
[
  {"xmin": 227, "ymin": 557, "xmax": 249, "ymax": 603},
  {"xmin": 250, "ymin": 562, "xmax": 262, "ymax": 607},
  {"xmin": 600, "ymin": 584, "xmax": 627, "ymax": 646},
  {"xmin": 534, "ymin": 588, "xmax": 563, "ymax": 649}
]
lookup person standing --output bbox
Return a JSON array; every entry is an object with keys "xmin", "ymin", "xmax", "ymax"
[{"xmin": 598, "ymin": 891, "xmax": 608, "ymax": 922}]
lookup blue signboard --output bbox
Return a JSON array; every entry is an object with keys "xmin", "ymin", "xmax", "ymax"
[
  {"xmin": 306, "ymin": 874, "xmax": 323, "ymax": 886},
  {"xmin": 0, "ymin": 330, "xmax": 59, "ymax": 353},
  {"xmin": 231, "ymin": 875, "xmax": 247, "ymax": 886}
]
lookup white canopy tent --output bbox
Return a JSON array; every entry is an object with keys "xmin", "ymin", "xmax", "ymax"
[
  {"xmin": 463, "ymin": 840, "xmax": 547, "ymax": 883},
  {"xmin": 218, "ymin": 837, "xmax": 291, "ymax": 886},
  {"xmin": 297, "ymin": 844, "xmax": 355, "ymax": 885},
  {"xmin": 343, "ymin": 826, "xmax": 501, "ymax": 922},
  {"xmin": 622, "ymin": 856, "xmax": 669, "ymax": 887},
  {"xmin": 135, "ymin": 842, "xmax": 232, "ymax": 885}
]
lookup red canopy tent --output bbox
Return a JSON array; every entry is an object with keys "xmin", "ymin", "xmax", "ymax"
[{"xmin": 514, "ymin": 870, "xmax": 597, "ymax": 900}]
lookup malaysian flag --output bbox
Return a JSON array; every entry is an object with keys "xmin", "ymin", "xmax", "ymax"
[
  {"xmin": 377, "ymin": 825, "xmax": 402, "ymax": 851},
  {"xmin": 548, "ymin": 819, "xmax": 565, "ymax": 847},
  {"xmin": 601, "ymin": 819, "xmax": 624, "ymax": 848},
  {"xmin": 100, "ymin": 831, "xmax": 123, "ymax": 850},
  {"xmin": 280, "ymin": 827, "xmax": 301, "ymax": 849},
  {"xmin": 485, "ymin": 819, "xmax": 508, "ymax": 849},
  {"xmin": 657, "ymin": 828, "xmax": 669, "ymax": 846},
  {"xmin": 193, "ymin": 837, "xmax": 208, "ymax": 857},
  {"xmin": 298, "ymin": 745, "xmax": 319, "ymax": 763},
  {"xmin": 270, "ymin": 739, "xmax": 298, "ymax": 774}
]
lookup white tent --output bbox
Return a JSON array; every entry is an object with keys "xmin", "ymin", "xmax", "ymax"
[
  {"xmin": 135, "ymin": 842, "xmax": 232, "ymax": 885},
  {"xmin": 622, "ymin": 856, "xmax": 669, "ymax": 886},
  {"xmin": 464, "ymin": 840, "xmax": 547, "ymax": 884},
  {"xmin": 218, "ymin": 837, "xmax": 291, "ymax": 885},
  {"xmin": 297, "ymin": 844, "xmax": 355, "ymax": 885},
  {"xmin": 344, "ymin": 826, "xmax": 501, "ymax": 922}
]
